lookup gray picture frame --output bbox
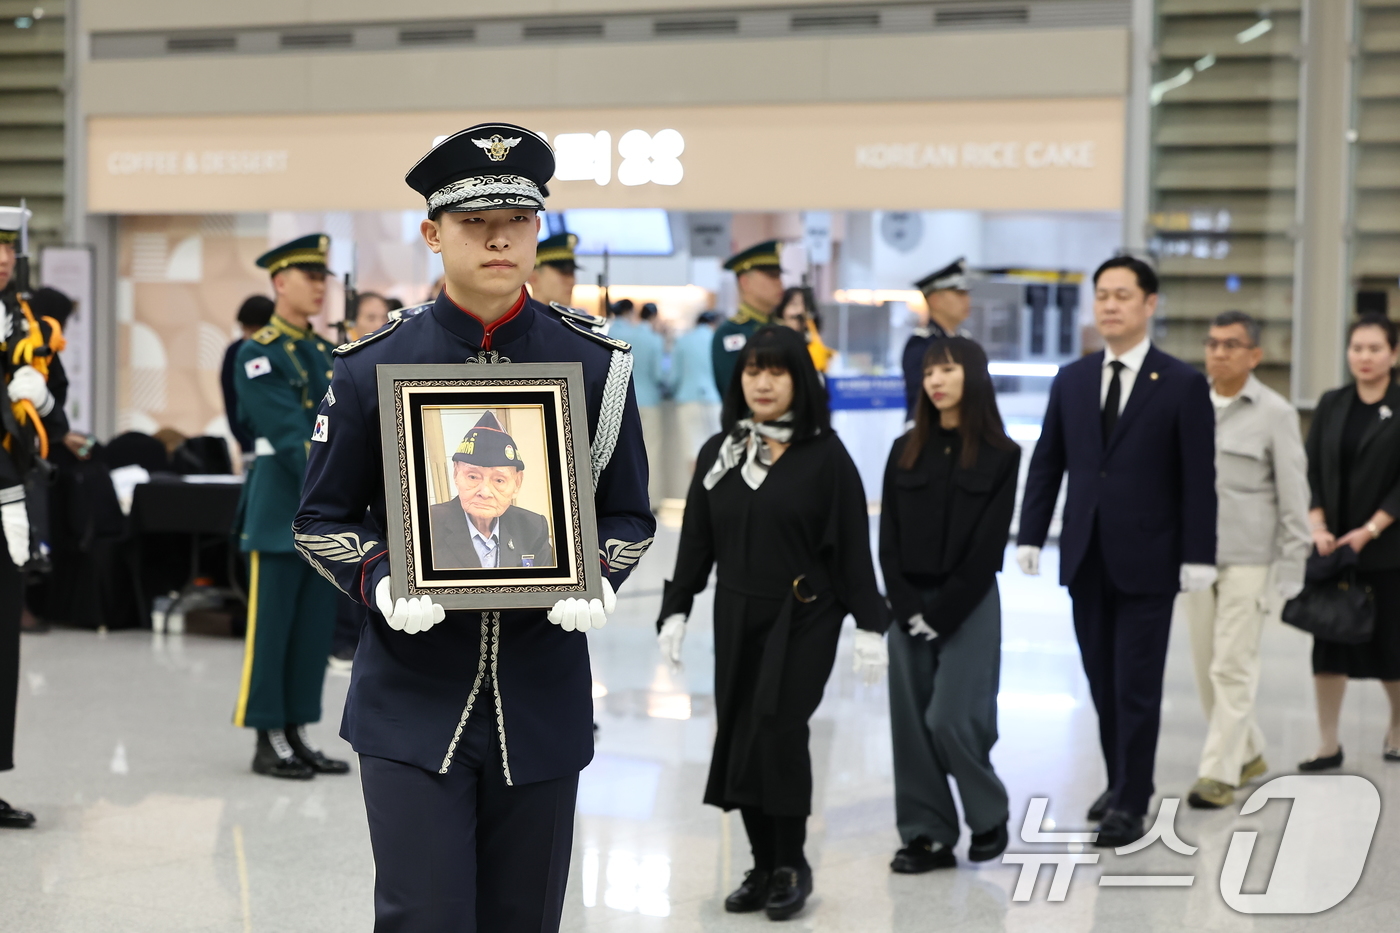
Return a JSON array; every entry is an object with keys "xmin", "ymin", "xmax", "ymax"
[{"xmin": 376, "ymin": 362, "xmax": 601, "ymax": 610}]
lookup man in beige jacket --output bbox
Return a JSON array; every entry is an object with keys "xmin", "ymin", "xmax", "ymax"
[{"xmin": 1184, "ymin": 310, "xmax": 1311, "ymax": 808}]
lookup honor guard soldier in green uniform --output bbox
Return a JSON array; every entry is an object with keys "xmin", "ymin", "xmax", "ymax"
[
  {"xmin": 233, "ymin": 234, "xmax": 349, "ymax": 780},
  {"xmin": 712, "ymin": 240, "xmax": 784, "ymax": 395},
  {"xmin": 527, "ymin": 232, "xmax": 582, "ymax": 308}
]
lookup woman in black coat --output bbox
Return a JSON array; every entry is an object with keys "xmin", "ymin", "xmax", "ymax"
[
  {"xmin": 1301, "ymin": 313, "xmax": 1400, "ymax": 770},
  {"xmin": 880, "ymin": 336, "xmax": 1020, "ymax": 872},
  {"xmin": 657, "ymin": 326, "xmax": 888, "ymax": 921}
]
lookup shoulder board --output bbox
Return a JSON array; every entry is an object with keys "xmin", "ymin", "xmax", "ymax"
[
  {"xmin": 388, "ymin": 302, "xmax": 431, "ymax": 322},
  {"xmin": 548, "ymin": 301, "xmax": 605, "ymax": 328},
  {"xmin": 334, "ymin": 316, "xmax": 405, "ymax": 356},
  {"xmin": 561, "ymin": 316, "xmax": 630, "ymax": 352},
  {"xmin": 251, "ymin": 325, "xmax": 279, "ymax": 345}
]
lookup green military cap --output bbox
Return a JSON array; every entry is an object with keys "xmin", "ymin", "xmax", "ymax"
[
  {"xmin": 723, "ymin": 240, "xmax": 782, "ymax": 275},
  {"xmin": 0, "ymin": 205, "xmax": 31, "ymax": 245},
  {"xmin": 536, "ymin": 232, "xmax": 581, "ymax": 271},
  {"xmin": 453, "ymin": 410, "xmax": 524, "ymax": 470},
  {"xmin": 915, "ymin": 257, "xmax": 971, "ymax": 294},
  {"xmin": 256, "ymin": 233, "xmax": 330, "ymax": 276}
]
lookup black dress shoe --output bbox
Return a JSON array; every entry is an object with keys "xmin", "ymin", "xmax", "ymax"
[
  {"xmin": 1298, "ymin": 747, "xmax": 1343, "ymax": 772},
  {"xmin": 765, "ymin": 865, "xmax": 812, "ymax": 921},
  {"xmin": 252, "ymin": 741, "xmax": 315, "ymax": 780},
  {"xmin": 724, "ymin": 869, "xmax": 771, "ymax": 913},
  {"xmin": 968, "ymin": 823, "xmax": 1008, "ymax": 862},
  {"xmin": 286, "ymin": 724, "xmax": 350, "ymax": 775},
  {"xmin": 1087, "ymin": 789, "xmax": 1112, "ymax": 822},
  {"xmin": 0, "ymin": 798, "xmax": 35, "ymax": 828},
  {"xmin": 890, "ymin": 836, "xmax": 956, "ymax": 873},
  {"xmin": 1093, "ymin": 810, "xmax": 1145, "ymax": 848}
]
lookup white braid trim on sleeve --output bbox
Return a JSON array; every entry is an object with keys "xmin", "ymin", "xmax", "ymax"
[{"xmin": 591, "ymin": 348, "xmax": 633, "ymax": 487}]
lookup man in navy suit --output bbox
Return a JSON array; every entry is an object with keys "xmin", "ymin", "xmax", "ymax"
[{"xmin": 1016, "ymin": 256, "xmax": 1217, "ymax": 847}]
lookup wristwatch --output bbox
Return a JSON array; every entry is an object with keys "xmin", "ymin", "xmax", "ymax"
[{"xmin": 1366, "ymin": 520, "xmax": 1382, "ymax": 539}]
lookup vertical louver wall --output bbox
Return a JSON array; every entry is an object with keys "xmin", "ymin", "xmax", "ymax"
[
  {"xmin": 1356, "ymin": 2, "xmax": 1400, "ymax": 317},
  {"xmin": 0, "ymin": 3, "xmax": 65, "ymax": 247}
]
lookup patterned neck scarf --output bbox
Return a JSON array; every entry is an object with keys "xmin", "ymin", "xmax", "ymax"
[{"xmin": 703, "ymin": 412, "xmax": 797, "ymax": 491}]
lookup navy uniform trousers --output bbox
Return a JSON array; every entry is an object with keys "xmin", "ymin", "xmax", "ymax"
[
  {"xmin": 359, "ymin": 707, "xmax": 578, "ymax": 933},
  {"xmin": 1069, "ymin": 532, "xmax": 1176, "ymax": 817}
]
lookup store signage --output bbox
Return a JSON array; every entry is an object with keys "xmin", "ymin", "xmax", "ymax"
[
  {"xmin": 856, "ymin": 140, "xmax": 1096, "ymax": 170},
  {"xmin": 105, "ymin": 149, "xmax": 289, "ymax": 176},
  {"xmin": 551, "ymin": 129, "xmax": 684, "ymax": 187},
  {"xmin": 826, "ymin": 376, "xmax": 906, "ymax": 411}
]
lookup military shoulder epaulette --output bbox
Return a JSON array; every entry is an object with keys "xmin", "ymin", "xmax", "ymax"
[
  {"xmin": 388, "ymin": 302, "xmax": 431, "ymax": 322},
  {"xmin": 560, "ymin": 316, "xmax": 631, "ymax": 352},
  {"xmin": 250, "ymin": 325, "xmax": 279, "ymax": 345},
  {"xmin": 334, "ymin": 316, "xmax": 405, "ymax": 356},
  {"xmin": 547, "ymin": 301, "xmax": 605, "ymax": 328}
]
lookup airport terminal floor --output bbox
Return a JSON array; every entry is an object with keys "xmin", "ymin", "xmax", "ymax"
[{"xmin": 2, "ymin": 531, "xmax": 1397, "ymax": 933}]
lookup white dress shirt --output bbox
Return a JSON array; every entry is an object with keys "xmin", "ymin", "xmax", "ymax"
[
  {"xmin": 469, "ymin": 517, "xmax": 500, "ymax": 568},
  {"xmin": 1100, "ymin": 337, "xmax": 1151, "ymax": 414}
]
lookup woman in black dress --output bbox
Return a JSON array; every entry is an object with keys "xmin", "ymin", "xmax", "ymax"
[
  {"xmin": 657, "ymin": 325, "xmax": 888, "ymax": 921},
  {"xmin": 1301, "ymin": 313, "xmax": 1400, "ymax": 770},
  {"xmin": 880, "ymin": 337, "xmax": 1019, "ymax": 872}
]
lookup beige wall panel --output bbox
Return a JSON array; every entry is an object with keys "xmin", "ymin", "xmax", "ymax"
[
  {"xmin": 88, "ymin": 98, "xmax": 1123, "ymax": 214},
  {"xmin": 83, "ymin": 29, "xmax": 1128, "ymax": 117}
]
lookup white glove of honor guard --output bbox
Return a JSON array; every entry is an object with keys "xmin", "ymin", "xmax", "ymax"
[
  {"xmin": 1277, "ymin": 576, "xmax": 1305, "ymax": 601},
  {"xmin": 852, "ymin": 630, "xmax": 888, "ymax": 686},
  {"xmin": 1016, "ymin": 545, "xmax": 1041, "ymax": 576},
  {"xmin": 375, "ymin": 576, "xmax": 446, "ymax": 635},
  {"xmin": 548, "ymin": 578, "xmax": 616, "ymax": 633},
  {"xmin": 7, "ymin": 365, "xmax": 52, "ymax": 416},
  {"xmin": 658, "ymin": 613, "xmax": 686, "ymax": 669},
  {"xmin": 0, "ymin": 490, "xmax": 28, "ymax": 569},
  {"xmin": 907, "ymin": 613, "xmax": 937, "ymax": 642},
  {"xmin": 1179, "ymin": 563, "xmax": 1218, "ymax": 593}
]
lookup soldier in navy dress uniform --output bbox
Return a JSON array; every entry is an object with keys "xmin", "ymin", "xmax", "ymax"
[
  {"xmin": 712, "ymin": 240, "xmax": 785, "ymax": 395},
  {"xmin": 902, "ymin": 258, "xmax": 973, "ymax": 420},
  {"xmin": 232, "ymin": 234, "xmax": 351, "ymax": 781},
  {"xmin": 293, "ymin": 123, "xmax": 655, "ymax": 933},
  {"xmin": 527, "ymin": 232, "xmax": 581, "ymax": 308},
  {"xmin": 428, "ymin": 411, "xmax": 554, "ymax": 570}
]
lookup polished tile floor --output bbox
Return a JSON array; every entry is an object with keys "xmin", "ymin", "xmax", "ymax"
[{"xmin": 3, "ymin": 535, "xmax": 1399, "ymax": 932}]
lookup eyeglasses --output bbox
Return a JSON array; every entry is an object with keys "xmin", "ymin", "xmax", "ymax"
[{"xmin": 1203, "ymin": 338, "xmax": 1254, "ymax": 352}]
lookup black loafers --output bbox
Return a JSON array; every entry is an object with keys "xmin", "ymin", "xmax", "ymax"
[
  {"xmin": 891, "ymin": 835, "xmax": 956, "ymax": 873},
  {"xmin": 724, "ymin": 869, "xmax": 771, "ymax": 913},
  {"xmin": 1093, "ymin": 810, "xmax": 1145, "ymax": 848},
  {"xmin": 1298, "ymin": 747, "xmax": 1344, "ymax": 772},
  {"xmin": 765, "ymin": 865, "xmax": 812, "ymax": 921},
  {"xmin": 0, "ymin": 798, "xmax": 35, "ymax": 828},
  {"xmin": 1087, "ymin": 789, "xmax": 1112, "ymax": 822},
  {"xmin": 968, "ymin": 823, "xmax": 1008, "ymax": 862}
]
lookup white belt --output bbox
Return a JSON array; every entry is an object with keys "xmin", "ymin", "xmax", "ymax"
[{"xmin": 254, "ymin": 437, "xmax": 275, "ymax": 456}]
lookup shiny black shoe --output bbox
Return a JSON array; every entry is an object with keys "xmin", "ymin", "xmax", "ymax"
[
  {"xmin": 286, "ymin": 724, "xmax": 350, "ymax": 775},
  {"xmin": 890, "ymin": 836, "xmax": 956, "ymax": 873},
  {"xmin": 1087, "ymin": 789, "xmax": 1112, "ymax": 822},
  {"xmin": 253, "ymin": 730, "xmax": 315, "ymax": 780},
  {"xmin": 724, "ymin": 869, "xmax": 771, "ymax": 913},
  {"xmin": 1093, "ymin": 810, "xmax": 1145, "ymax": 848},
  {"xmin": 968, "ymin": 823, "xmax": 1009, "ymax": 862},
  {"xmin": 0, "ymin": 798, "xmax": 35, "ymax": 828},
  {"xmin": 765, "ymin": 865, "xmax": 812, "ymax": 921},
  {"xmin": 1299, "ymin": 747, "xmax": 1343, "ymax": 771}
]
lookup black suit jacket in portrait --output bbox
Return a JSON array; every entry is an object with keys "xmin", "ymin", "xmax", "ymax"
[
  {"xmin": 428, "ymin": 501, "xmax": 555, "ymax": 570},
  {"xmin": 1017, "ymin": 344, "xmax": 1217, "ymax": 595},
  {"xmin": 1306, "ymin": 382, "xmax": 1400, "ymax": 571}
]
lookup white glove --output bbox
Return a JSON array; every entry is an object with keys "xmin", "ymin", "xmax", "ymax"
[
  {"xmin": 1180, "ymin": 563, "xmax": 1218, "ymax": 593},
  {"xmin": 548, "ymin": 578, "xmax": 616, "ymax": 633},
  {"xmin": 1017, "ymin": 545, "xmax": 1041, "ymax": 576},
  {"xmin": 852, "ymin": 629, "xmax": 888, "ymax": 686},
  {"xmin": 375, "ymin": 576, "xmax": 445, "ymax": 635},
  {"xmin": 0, "ymin": 493, "xmax": 28, "ymax": 569},
  {"xmin": 658, "ymin": 613, "xmax": 686, "ymax": 669},
  {"xmin": 907, "ymin": 613, "xmax": 937, "ymax": 642},
  {"xmin": 7, "ymin": 365, "xmax": 52, "ymax": 416},
  {"xmin": 1277, "ymin": 576, "xmax": 1305, "ymax": 601}
]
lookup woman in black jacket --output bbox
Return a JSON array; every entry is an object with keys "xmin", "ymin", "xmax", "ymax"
[
  {"xmin": 657, "ymin": 326, "xmax": 888, "ymax": 921},
  {"xmin": 1301, "ymin": 313, "xmax": 1400, "ymax": 770},
  {"xmin": 880, "ymin": 336, "xmax": 1020, "ymax": 872}
]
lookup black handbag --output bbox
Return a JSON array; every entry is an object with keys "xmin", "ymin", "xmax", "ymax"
[{"xmin": 1282, "ymin": 546, "xmax": 1376, "ymax": 645}]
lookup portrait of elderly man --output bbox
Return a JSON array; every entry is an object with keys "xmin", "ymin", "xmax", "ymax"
[{"xmin": 429, "ymin": 411, "xmax": 555, "ymax": 570}]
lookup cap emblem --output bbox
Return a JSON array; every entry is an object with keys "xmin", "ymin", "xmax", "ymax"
[
  {"xmin": 474, "ymin": 135, "xmax": 522, "ymax": 162},
  {"xmin": 504, "ymin": 445, "xmax": 515, "ymax": 461}
]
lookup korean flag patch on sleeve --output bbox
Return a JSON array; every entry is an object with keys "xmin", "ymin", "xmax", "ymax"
[
  {"xmin": 244, "ymin": 356, "xmax": 272, "ymax": 379},
  {"xmin": 722, "ymin": 333, "xmax": 748, "ymax": 352},
  {"xmin": 312, "ymin": 414, "xmax": 329, "ymax": 443}
]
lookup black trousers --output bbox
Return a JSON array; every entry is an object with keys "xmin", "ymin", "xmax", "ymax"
[
  {"xmin": 1068, "ymin": 538, "xmax": 1175, "ymax": 817},
  {"xmin": 0, "ymin": 555, "xmax": 18, "ymax": 772},
  {"xmin": 359, "ymin": 710, "xmax": 578, "ymax": 933}
]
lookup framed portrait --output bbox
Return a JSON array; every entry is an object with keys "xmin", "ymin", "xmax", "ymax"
[{"xmin": 377, "ymin": 363, "xmax": 601, "ymax": 610}]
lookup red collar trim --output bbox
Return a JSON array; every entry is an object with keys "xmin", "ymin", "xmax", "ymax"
[{"xmin": 444, "ymin": 287, "xmax": 528, "ymax": 348}]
